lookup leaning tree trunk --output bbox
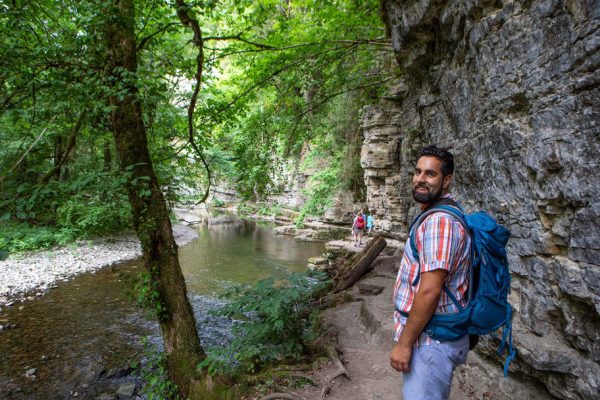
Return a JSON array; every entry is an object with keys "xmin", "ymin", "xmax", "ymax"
[
  {"xmin": 103, "ymin": 1, "xmax": 206, "ymax": 397},
  {"xmin": 333, "ymin": 236, "xmax": 387, "ymax": 293}
]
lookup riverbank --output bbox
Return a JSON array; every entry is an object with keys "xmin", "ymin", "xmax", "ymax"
[{"xmin": 0, "ymin": 224, "xmax": 198, "ymax": 307}]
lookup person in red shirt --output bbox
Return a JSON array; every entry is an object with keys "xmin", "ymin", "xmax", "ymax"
[{"xmin": 351, "ymin": 209, "xmax": 366, "ymax": 246}]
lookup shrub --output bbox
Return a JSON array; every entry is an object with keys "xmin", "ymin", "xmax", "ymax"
[
  {"xmin": 236, "ymin": 203, "xmax": 254, "ymax": 216},
  {"xmin": 0, "ymin": 222, "xmax": 77, "ymax": 253},
  {"xmin": 56, "ymin": 196, "xmax": 130, "ymax": 237},
  {"xmin": 199, "ymin": 271, "xmax": 331, "ymax": 377},
  {"xmin": 211, "ymin": 197, "xmax": 225, "ymax": 208},
  {"xmin": 0, "ymin": 170, "xmax": 133, "ymax": 254}
]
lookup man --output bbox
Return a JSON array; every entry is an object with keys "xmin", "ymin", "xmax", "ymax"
[{"xmin": 390, "ymin": 145, "xmax": 472, "ymax": 399}]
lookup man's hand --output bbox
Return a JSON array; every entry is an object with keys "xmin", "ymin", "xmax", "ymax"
[{"xmin": 390, "ymin": 341, "xmax": 412, "ymax": 372}]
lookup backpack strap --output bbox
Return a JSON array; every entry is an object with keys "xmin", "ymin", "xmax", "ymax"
[
  {"xmin": 408, "ymin": 197, "xmax": 464, "ymax": 259},
  {"xmin": 408, "ymin": 200, "xmax": 473, "ymax": 311},
  {"xmin": 497, "ymin": 303, "xmax": 516, "ymax": 376}
]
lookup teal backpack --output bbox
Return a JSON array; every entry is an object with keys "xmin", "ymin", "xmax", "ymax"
[{"xmin": 404, "ymin": 198, "xmax": 516, "ymax": 376}]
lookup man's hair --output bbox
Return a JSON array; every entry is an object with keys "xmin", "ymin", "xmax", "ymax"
[{"xmin": 418, "ymin": 145, "xmax": 454, "ymax": 176}]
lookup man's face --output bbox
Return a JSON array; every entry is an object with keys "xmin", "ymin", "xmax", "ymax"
[{"xmin": 412, "ymin": 156, "xmax": 452, "ymax": 204}]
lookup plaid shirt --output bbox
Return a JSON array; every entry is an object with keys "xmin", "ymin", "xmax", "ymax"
[{"xmin": 393, "ymin": 195, "xmax": 472, "ymax": 346}]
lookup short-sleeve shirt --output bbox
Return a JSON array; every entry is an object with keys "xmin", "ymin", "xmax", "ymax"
[
  {"xmin": 353, "ymin": 215, "xmax": 365, "ymax": 230},
  {"xmin": 393, "ymin": 198, "xmax": 472, "ymax": 346},
  {"xmin": 367, "ymin": 216, "xmax": 374, "ymax": 228}
]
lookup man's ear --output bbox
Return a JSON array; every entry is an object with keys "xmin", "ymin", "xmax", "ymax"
[{"xmin": 443, "ymin": 174, "xmax": 453, "ymax": 191}]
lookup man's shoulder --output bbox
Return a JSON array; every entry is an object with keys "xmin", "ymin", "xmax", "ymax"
[{"xmin": 418, "ymin": 210, "xmax": 466, "ymax": 232}]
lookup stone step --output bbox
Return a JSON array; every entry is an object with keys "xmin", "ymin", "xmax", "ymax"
[{"xmin": 353, "ymin": 275, "xmax": 396, "ymax": 350}]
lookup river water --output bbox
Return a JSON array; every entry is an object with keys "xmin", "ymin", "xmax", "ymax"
[{"xmin": 0, "ymin": 218, "xmax": 324, "ymax": 399}]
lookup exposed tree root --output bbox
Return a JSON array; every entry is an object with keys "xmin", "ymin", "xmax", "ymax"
[
  {"xmin": 257, "ymin": 392, "xmax": 307, "ymax": 400},
  {"xmin": 321, "ymin": 345, "xmax": 351, "ymax": 399}
]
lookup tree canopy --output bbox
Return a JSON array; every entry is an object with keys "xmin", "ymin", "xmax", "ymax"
[{"xmin": 1, "ymin": 1, "xmax": 393, "ymax": 252}]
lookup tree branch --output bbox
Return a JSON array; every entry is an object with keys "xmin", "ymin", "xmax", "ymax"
[
  {"xmin": 208, "ymin": 38, "xmax": 390, "ymax": 59},
  {"xmin": 201, "ymin": 43, "xmax": 361, "ymax": 124},
  {"xmin": 0, "ymin": 116, "xmax": 57, "ymax": 184},
  {"xmin": 283, "ymin": 76, "xmax": 395, "ymax": 155},
  {"xmin": 39, "ymin": 110, "xmax": 86, "ymax": 183},
  {"xmin": 138, "ymin": 22, "xmax": 180, "ymax": 50},
  {"xmin": 174, "ymin": 0, "xmax": 211, "ymax": 204},
  {"xmin": 203, "ymin": 34, "xmax": 275, "ymax": 49}
]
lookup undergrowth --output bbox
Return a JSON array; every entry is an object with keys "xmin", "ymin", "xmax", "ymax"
[{"xmin": 199, "ymin": 270, "xmax": 331, "ymax": 378}]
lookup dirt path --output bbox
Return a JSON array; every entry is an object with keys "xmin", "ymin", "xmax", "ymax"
[{"xmin": 288, "ymin": 254, "xmax": 475, "ymax": 400}]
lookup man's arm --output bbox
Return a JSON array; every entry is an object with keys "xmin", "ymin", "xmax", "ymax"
[{"xmin": 390, "ymin": 269, "xmax": 447, "ymax": 372}]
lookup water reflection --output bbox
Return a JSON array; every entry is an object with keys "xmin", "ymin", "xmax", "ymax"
[{"xmin": 179, "ymin": 218, "xmax": 324, "ymax": 295}]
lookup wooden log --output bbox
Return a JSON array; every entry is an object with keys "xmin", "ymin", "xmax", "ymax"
[{"xmin": 332, "ymin": 236, "xmax": 387, "ymax": 293}]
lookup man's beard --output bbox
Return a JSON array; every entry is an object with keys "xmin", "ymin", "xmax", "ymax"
[{"xmin": 412, "ymin": 185, "xmax": 443, "ymax": 204}]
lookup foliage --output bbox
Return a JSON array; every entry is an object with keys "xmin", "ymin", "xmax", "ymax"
[
  {"xmin": 199, "ymin": 270, "xmax": 331, "ymax": 377},
  {"xmin": 196, "ymin": 0, "xmax": 389, "ymax": 201},
  {"xmin": 0, "ymin": 237, "xmax": 8, "ymax": 260},
  {"xmin": 56, "ymin": 197, "xmax": 130, "ymax": 237},
  {"xmin": 295, "ymin": 162, "xmax": 341, "ymax": 227},
  {"xmin": 0, "ymin": 222, "xmax": 76, "ymax": 253},
  {"xmin": 0, "ymin": 170, "xmax": 131, "ymax": 253},
  {"xmin": 119, "ymin": 269, "xmax": 168, "ymax": 319},
  {"xmin": 235, "ymin": 203, "xmax": 255, "ymax": 216},
  {"xmin": 294, "ymin": 102, "xmax": 368, "ymax": 226},
  {"xmin": 257, "ymin": 202, "xmax": 281, "ymax": 217},
  {"xmin": 133, "ymin": 338, "xmax": 181, "ymax": 400},
  {"xmin": 0, "ymin": 0, "xmax": 390, "ymax": 250},
  {"xmin": 210, "ymin": 197, "xmax": 225, "ymax": 208}
]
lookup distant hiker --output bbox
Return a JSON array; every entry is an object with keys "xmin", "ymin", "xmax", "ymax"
[
  {"xmin": 390, "ymin": 145, "xmax": 471, "ymax": 399},
  {"xmin": 366, "ymin": 214, "xmax": 374, "ymax": 236},
  {"xmin": 352, "ymin": 209, "xmax": 366, "ymax": 246}
]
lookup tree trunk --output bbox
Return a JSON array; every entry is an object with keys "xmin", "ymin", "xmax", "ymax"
[
  {"xmin": 54, "ymin": 135, "xmax": 63, "ymax": 171},
  {"xmin": 333, "ymin": 236, "xmax": 387, "ymax": 293},
  {"xmin": 102, "ymin": 1, "xmax": 207, "ymax": 397},
  {"xmin": 103, "ymin": 138, "xmax": 112, "ymax": 172},
  {"xmin": 41, "ymin": 110, "xmax": 86, "ymax": 184}
]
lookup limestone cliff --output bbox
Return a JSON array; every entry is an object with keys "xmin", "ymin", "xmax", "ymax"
[{"xmin": 370, "ymin": 1, "xmax": 600, "ymax": 399}]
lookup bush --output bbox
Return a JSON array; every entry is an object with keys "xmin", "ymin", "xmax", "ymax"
[
  {"xmin": 257, "ymin": 203, "xmax": 281, "ymax": 217},
  {"xmin": 0, "ymin": 222, "xmax": 76, "ymax": 253},
  {"xmin": 199, "ymin": 271, "xmax": 331, "ymax": 377},
  {"xmin": 294, "ymin": 160, "xmax": 340, "ymax": 227},
  {"xmin": 56, "ymin": 196, "xmax": 130, "ymax": 237},
  {"xmin": 211, "ymin": 197, "xmax": 225, "ymax": 208},
  {"xmin": 236, "ymin": 203, "xmax": 254, "ymax": 216},
  {"xmin": 0, "ymin": 170, "xmax": 133, "ymax": 254}
]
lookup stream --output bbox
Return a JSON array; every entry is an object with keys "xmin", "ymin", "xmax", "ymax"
[{"xmin": 0, "ymin": 217, "xmax": 325, "ymax": 400}]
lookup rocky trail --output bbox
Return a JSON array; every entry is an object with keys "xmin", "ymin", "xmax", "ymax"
[{"xmin": 274, "ymin": 252, "xmax": 475, "ymax": 400}]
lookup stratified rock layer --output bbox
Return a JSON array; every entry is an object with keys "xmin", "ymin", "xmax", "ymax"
[{"xmin": 373, "ymin": 1, "xmax": 600, "ymax": 399}]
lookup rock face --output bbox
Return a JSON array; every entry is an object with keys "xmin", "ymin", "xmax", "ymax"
[
  {"xmin": 271, "ymin": 144, "xmax": 364, "ymax": 223},
  {"xmin": 373, "ymin": 1, "xmax": 600, "ymax": 399}
]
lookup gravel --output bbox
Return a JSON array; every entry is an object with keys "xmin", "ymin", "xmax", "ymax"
[{"xmin": 0, "ymin": 224, "xmax": 198, "ymax": 306}]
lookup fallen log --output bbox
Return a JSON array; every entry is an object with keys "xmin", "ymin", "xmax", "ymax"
[{"xmin": 332, "ymin": 236, "xmax": 387, "ymax": 293}]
